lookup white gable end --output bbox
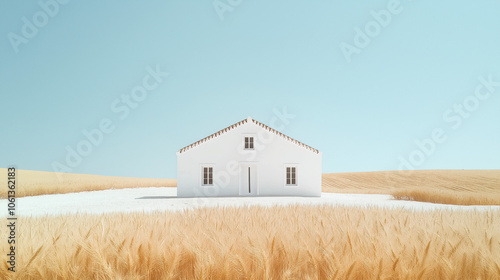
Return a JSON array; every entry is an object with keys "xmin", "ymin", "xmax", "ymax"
[{"xmin": 177, "ymin": 117, "xmax": 322, "ymax": 197}]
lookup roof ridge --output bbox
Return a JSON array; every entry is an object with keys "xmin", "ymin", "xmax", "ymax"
[{"xmin": 178, "ymin": 117, "xmax": 320, "ymax": 154}]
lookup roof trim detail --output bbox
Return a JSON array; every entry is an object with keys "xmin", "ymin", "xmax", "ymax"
[{"xmin": 178, "ymin": 117, "xmax": 320, "ymax": 154}]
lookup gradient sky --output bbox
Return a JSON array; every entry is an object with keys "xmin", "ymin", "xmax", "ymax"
[{"xmin": 1, "ymin": 0, "xmax": 499, "ymax": 179}]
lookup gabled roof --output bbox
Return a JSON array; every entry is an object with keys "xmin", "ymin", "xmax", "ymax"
[{"xmin": 178, "ymin": 117, "xmax": 320, "ymax": 154}]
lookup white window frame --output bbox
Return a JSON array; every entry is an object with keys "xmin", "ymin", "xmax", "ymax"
[
  {"xmin": 200, "ymin": 164, "xmax": 215, "ymax": 187},
  {"xmin": 243, "ymin": 134, "xmax": 256, "ymax": 150},
  {"xmin": 284, "ymin": 164, "xmax": 299, "ymax": 187}
]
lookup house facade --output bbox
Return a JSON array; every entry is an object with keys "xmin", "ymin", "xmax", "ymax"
[{"xmin": 176, "ymin": 117, "xmax": 321, "ymax": 197}]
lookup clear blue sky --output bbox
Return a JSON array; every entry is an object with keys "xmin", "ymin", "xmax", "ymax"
[{"xmin": 1, "ymin": 0, "xmax": 499, "ymax": 179}]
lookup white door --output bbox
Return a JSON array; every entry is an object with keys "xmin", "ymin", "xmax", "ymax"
[{"xmin": 239, "ymin": 163, "xmax": 258, "ymax": 196}]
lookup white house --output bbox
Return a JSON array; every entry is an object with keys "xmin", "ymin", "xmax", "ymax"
[{"xmin": 176, "ymin": 117, "xmax": 322, "ymax": 197}]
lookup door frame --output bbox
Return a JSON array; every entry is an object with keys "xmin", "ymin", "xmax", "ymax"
[{"xmin": 238, "ymin": 162, "xmax": 259, "ymax": 196}]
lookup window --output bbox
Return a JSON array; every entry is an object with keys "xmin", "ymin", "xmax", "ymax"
[
  {"xmin": 244, "ymin": 136, "xmax": 254, "ymax": 149},
  {"xmin": 202, "ymin": 167, "xmax": 213, "ymax": 186},
  {"xmin": 286, "ymin": 167, "xmax": 297, "ymax": 185}
]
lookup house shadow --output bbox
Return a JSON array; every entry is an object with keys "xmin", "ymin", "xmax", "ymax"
[
  {"xmin": 135, "ymin": 196, "xmax": 178, "ymax": 199},
  {"xmin": 136, "ymin": 195, "xmax": 317, "ymax": 199}
]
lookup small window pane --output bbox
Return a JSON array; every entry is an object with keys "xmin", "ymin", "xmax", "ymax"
[
  {"xmin": 203, "ymin": 167, "xmax": 214, "ymax": 185},
  {"xmin": 286, "ymin": 167, "xmax": 297, "ymax": 185},
  {"xmin": 244, "ymin": 137, "xmax": 254, "ymax": 149},
  {"xmin": 292, "ymin": 168, "xmax": 296, "ymax": 184}
]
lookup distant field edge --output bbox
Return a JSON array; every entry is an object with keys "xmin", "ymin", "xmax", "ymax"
[
  {"xmin": 323, "ymin": 169, "xmax": 500, "ymax": 205},
  {"xmin": 1, "ymin": 169, "xmax": 499, "ymax": 205},
  {"xmin": 0, "ymin": 168, "xmax": 176, "ymax": 199}
]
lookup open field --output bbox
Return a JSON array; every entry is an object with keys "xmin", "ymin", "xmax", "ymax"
[
  {"xmin": 392, "ymin": 187, "xmax": 500, "ymax": 206},
  {"xmin": 322, "ymin": 169, "xmax": 500, "ymax": 194},
  {"xmin": 2, "ymin": 170, "xmax": 499, "ymax": 278},
  {"xmin": 0, "ymin": 169, "xmax": 176, "ymax": 198},
  {"xmin": 1, "ymin": 205, "xmax": 499, "ymax": 279},
  {"xmin": 323, "ymin": 170, "xmax": 500, "ymax": 205},
  {"xmin": 2, "ymin": 169, "xmax": 499, "ymax": 205}
]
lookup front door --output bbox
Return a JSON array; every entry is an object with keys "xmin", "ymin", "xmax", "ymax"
[{"xmin": 239, "ymin": 163, "xmax": 258, "ymax": 196}]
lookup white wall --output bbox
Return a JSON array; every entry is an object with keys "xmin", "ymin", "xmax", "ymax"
[{"xmin": 177, "ymin": 120, "xmax": 322, "ymax": 197}]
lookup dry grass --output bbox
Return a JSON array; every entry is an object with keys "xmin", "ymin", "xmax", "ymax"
[
  {"xmin": 0, "ymin": 169, "xmax": 176, "ymax": 198},
  {"xmin": 392, "ymin": 187, "xmax": 500, "ymax": 206},
  {"xmin": 1, "ymin": 205, "xmax": 499, "ymax": 279},
  {"xmin": 322, "ymin": 169, "xmax": 500, "ymax": 194},
  {"xmin": 323, "ymin": 170, "xmax": 500, "ymax": 205}
]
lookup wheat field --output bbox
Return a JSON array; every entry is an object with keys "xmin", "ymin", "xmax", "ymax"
[
  {"xmin": 1, "ymin": 205, "xmax": 499, "ymax": 279},
  {"xmin": 391, "ymin": 187, "xmax": 500, "ymax": 205},
  {"xmin": 0, "ymin": 169, "xmax": 175, "ymax": 198},
  {"xmin": 323, "ymin": 170, "xmax": 500, "ymax": 205}
]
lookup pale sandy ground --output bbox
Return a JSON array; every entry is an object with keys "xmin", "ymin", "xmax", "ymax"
[{"xmin": 1, "ymin": 187, "xmax": 498, "ymax": 217}]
